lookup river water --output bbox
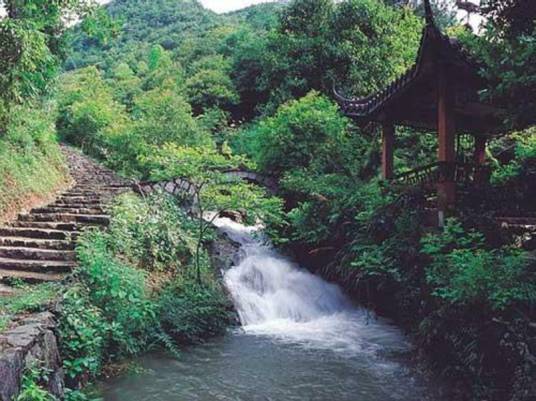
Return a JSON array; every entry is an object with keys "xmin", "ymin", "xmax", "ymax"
[{"xmin": 99, "ymin": 218, "xmax": 442, "ymax": 401}]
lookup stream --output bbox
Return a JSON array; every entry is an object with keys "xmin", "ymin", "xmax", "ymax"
[{"xmin": 99, "ymin": 218, "xmax": 442, "ymax": 401}]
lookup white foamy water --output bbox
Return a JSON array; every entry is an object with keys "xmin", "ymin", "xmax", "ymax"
[{"xmin": 214, "ymin": 217, "xmax": 409, "ymax": 356}]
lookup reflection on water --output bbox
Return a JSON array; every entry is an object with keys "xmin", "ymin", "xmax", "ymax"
[{"xmin": 99, "ymin": 217, "xmax": 442, "ymax": 401}]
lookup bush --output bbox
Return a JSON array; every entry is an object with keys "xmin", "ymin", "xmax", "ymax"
[
  {"xmin": 491, "ymin": 127, "xmax": 536, "ymax": 185},
  {"xmin": 15, "ymin": 368, "xmax": 56, "ymax": 401},
  {"xmin": 421, "ymin": 219, "xmax": 536, "ymax": 311},
  {"xmin": 75, "ymin": 230, "xmax": 156, "ymax": 357},
  {"xmin": 106, "ymin": 193, "xmax": 196, "ymax": 272},
  {"xmin": 59, "ymin": 286, "xmax": 108, "ymax": 382},
  {"xmin": 59, "ymin": 229, "xmax": 157, "ymax": 384},
  {"xmin": 245, "ymin": 91, "xmax": 350, "ymax": 176},
  {"xmin": 59, "ymin": 191, "xmax": 233, "ymax": 385},
  {"xmin": 56, "ymin": 67, "xmax": 128, "ymax": 154},
  {"xmin": 158, "ymin": 277, "xmax": 232, "ymax": 344}
]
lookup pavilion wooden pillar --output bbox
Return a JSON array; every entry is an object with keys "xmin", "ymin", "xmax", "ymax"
[
  {"xmin": 473, "ymin": 136, "xmax": 488, "ymax": 184},
  {"xmin": 474, "ymin": 136, "xmax": 487, "ymax": 165},
  {"xmin": 382, "ymin": 122, "xmax": 395, "ymax": 180},
  {"xmin": 437, "ymin": 67, "xmax": 456, "ymax": 226}
]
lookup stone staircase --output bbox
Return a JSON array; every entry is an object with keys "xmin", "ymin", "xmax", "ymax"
[{"xmin": 0, "ymin": 146, "xmax": 132, "ymax": 286}]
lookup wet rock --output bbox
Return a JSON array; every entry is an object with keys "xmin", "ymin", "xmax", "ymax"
[
  {"xmin": 209, "ymin": 231, "xmax": 241, "ymax": 273},
  {"xmin": 0, "ymin": 349, "xmax": 24, "ymax": 401},
  {"xmin": 219, "ymin": 210, "xmax": 244, "ymax": 223},
  {"xmin": 0, "ymin": 312, "xmax": 64, "ymax": 400},
  {"xmin": 208, "ymin": 230, "xmax": 241, "ymax": 324}
]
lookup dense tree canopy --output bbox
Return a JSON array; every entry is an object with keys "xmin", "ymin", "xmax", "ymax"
[{"xmin": 0, "ymin": 0, "xmax": 113, "ymax": 132}]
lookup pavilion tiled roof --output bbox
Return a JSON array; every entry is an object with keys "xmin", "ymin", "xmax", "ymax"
[{"xmin": 334, "ymin": 0, "xmax": 484, "ymax": 122}]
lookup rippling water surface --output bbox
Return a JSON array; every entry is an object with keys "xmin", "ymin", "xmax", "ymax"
[{"xmin": 99, "ymin": 218, "xmax": 442, "ymax": 401}]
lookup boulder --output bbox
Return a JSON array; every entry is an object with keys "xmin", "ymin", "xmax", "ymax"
[{"xmin": 0, "ymin": 312, "xmax": 64, "ymax": 400}]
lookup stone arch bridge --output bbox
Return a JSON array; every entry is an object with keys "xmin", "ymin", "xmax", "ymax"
[{"xmin": 133, "ymin": 169, "xmax": 278, "ymax": 198}]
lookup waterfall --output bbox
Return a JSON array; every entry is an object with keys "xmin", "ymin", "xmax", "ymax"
[
  {"xmin": 213, "ymin": 217, "xmax": 409, "ymax": 355},
  {"xmin": 100, "ymin": 217, "xmax": 441, "ymax": 401}
]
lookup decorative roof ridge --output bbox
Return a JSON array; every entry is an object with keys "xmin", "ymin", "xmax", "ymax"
[
  {"xmin": 334, "ymin": 0, "xmax": 484, "ymax": 119},
  {"xmin": 334, "ymin": 64, "xmax": 420, "ymax": 117},
  {"xmin": 423, "ymin": 0, "xmax": 436, "ymax": 28},
  {"xmin": 333, "ymin": 1, "xmax": 439, "ymax": 114}
]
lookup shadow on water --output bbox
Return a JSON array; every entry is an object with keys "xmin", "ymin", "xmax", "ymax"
[{"xmin": 99, "ymin": 217, "xmax": 445, "ymax": 401}]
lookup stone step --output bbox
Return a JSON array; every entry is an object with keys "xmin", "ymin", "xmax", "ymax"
[
  {"xmin": 0, "ymin": 247, "xmax": 76, "ymax": 261},
  {"xmin": 0, "ymin": 268, "xmax": 66, "ymax": 283},
  {"xmin": 72, "ymin": 174, "xmax": 118, "ymax": 180},
  {"xmin": 61, "ymin": 190, "xmax": 101, "ymax": 196},
  {"xmin": 57, "ymin": 187, "xmax": 103, "ymax": 193},
  {"xmin": 55, "ymin": 198, "xmax": 101, "ymax": 206},
  {"xmin": 61, "ymin": 188, "xmax": 103, "ymax": 194},
  {"xmin": 0, "ymin": 227, "xmax": 78, "ymax": 240},
  {"xmin": 57, "ymin": 196, "xmax": 101, "ymax": 203},
  {"xmin": 58, "ymin": 192, "xmax": 101, "ymax": 198},
  {"xmin": 0, "ymin": 283, "xmax": 15, "ymax": 296},
  {"xmin": 53, "ymin": 200, "xmax": 103, "ymax": 208},
  {"xmin": 103, "ymin": 184, "xmax": 132, "ymax": 189},
  {"xmin": 0, "ymin": 257, "xmax": 76, "ymax": 273},
  {"xmin": 496, "ymin": 217, "xmax": 536, "ymax": 232},
  {"xmin": 70, "ymin": 187, "xmax": 123, "ymax": 193},
  {"xmin": 11, "ymin": 221, "xmax": 80, "ymax": 231},
  {"xmin": 0, "ymin": 237, "xmax": 75, "ymax": 250},
  {"xmin": 18, "ymin": 213, "xmax": 110, "ymax": 225},
  {"xmin": 79, "ymin": 182, "xmax": 131, "ymax": 187},
  {"xmin": 32, "ymin": 207, "xmax": 105, "ymax": 215}
]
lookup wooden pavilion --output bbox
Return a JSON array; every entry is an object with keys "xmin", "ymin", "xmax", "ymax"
[{"xmin": 334, "ymin": 0, "xmax": 505, "ymax": 225}]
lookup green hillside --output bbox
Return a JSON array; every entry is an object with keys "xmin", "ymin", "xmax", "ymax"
[{"xmin": 64, "ymin": 0, "xmax": 284, "ymax": 71}]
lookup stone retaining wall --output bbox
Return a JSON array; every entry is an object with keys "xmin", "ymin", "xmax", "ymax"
[{"xmin": 0, "ymin": 312, "xmax": 64, "ymax": 401}]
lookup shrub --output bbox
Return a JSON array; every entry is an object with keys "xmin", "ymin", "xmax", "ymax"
[
  {"xmin": 59, "ymin": 286, "xmax": 108, "ymax": 382},
  {"xmin": 106, "ymin": 193, "xmax": 196, "ymax": 272},
  {"xmin": 421, "ymin": 219, "xmax": 536, "ymax": 310},
  {"xmin": 75, "ymin": 230, "xmax": 156, "ymax": 357},
  {"xmin": 56, "ymin": 67, "xmax": 128, "ymax": 154},
  {"xmin": 158, "ymin": 277, "xmax": 232, "ymax": 344},
  {"xmin": 15, "ymin": 368, "xmax": 56, "ymax": 401},
  {"xmin": 246, "ymin": 91, "xmax": 350, "ymax": 175},
  {"xmin": 60, "ymin": 229, "xmax": 157, "ymax": 384},
  {"xmin": 491, "ymin": 128, "xmax": 536, "ymax": 185}
]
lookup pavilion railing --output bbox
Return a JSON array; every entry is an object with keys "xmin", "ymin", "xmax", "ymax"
[{"xmin": 394, "ymin": 161, "xmax": 490, "ymax": 188}]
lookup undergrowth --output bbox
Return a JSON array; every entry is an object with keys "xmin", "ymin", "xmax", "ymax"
[
  {"xmin": 58, "ymin": 192, "xmax": 232, "ymax": 390},
  {"xmin": 0, "ymin": 282, "xmax": 60, "ymax": 334}
]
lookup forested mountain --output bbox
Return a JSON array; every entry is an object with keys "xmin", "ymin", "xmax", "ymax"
[{"xmin": 65, "ymin": 0, "xmax": 284, "ymax": 71}]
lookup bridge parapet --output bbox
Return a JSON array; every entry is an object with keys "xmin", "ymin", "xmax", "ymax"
[
  {"xmin": 133, "ymin": 170, "xmax": 278, "ymax": 198},
  {"xmin": 134, "ymin": 177, "xmax": 195, "ymax": 197}
]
